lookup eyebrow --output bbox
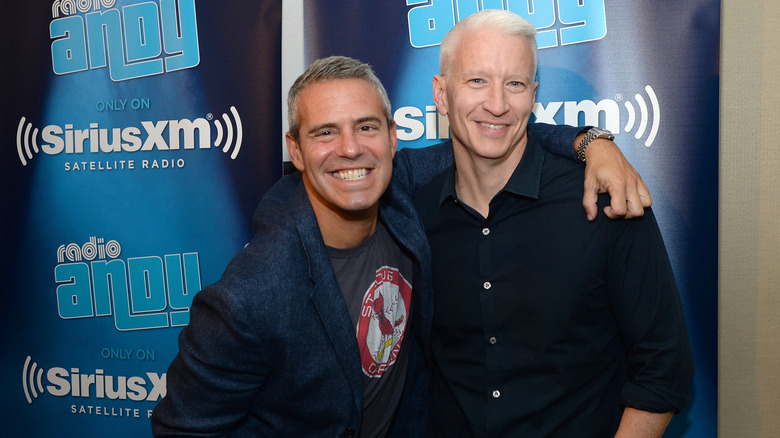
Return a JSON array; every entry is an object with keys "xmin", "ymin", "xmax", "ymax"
[
  {"xmin": 460, "ymin": 70, "xmax": 532, "ymax": 81},
  {"xmin": 354, "ymin": 116, "xmax": 384, "ymax": 126},
  {"xmin": 306, "ymin": 122, "xmax": 338, "ymax": 136},
  {"xmin": 306, "ymin": 116, "xmax": 384, "ymax": 136}
]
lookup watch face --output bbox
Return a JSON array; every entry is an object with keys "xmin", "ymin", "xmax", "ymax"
[{"xmin": 591, "ymin": 127, "xmax": 615, "ymax": 139}]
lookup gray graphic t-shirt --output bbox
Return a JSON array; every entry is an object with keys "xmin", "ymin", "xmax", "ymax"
[{"xmin": 328, "ymin": 221, "xmax": 414, "ymax": 437}]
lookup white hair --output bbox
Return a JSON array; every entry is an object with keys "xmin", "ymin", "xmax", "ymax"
[{"xmin": 439, "ymin": 9, "xmax": 538, "ymax": 79}]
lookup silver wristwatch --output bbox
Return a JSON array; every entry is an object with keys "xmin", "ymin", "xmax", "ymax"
[{"xmin": 577, "ymin": 127, "xmax": 615, "ymax": 162}]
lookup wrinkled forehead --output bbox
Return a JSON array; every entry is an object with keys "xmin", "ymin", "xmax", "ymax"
[{"xmin": 449, "ymin": 29, "xmax": 536, "ymax": 77}]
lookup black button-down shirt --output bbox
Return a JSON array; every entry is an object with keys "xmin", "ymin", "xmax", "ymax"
[{"xmin": 413, "ymin": 136, "xmax": 693, "ymax": 437}]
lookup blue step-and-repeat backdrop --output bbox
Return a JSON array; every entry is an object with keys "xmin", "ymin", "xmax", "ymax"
[{"xmin": 1, "ymin": 1, "xmax": 717, "ymax": 436}]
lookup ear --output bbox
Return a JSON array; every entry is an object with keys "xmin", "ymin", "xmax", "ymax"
[
  {"xmin": 532, "ymin": 81, "xmax": 539, "ymax": 105},
  {"xmin": 432, "ymin": 74, "xmax": 448, "ymax": 116},
  {"xmin": 388, "ymin": 120, "xmax": 398, "ymax": 157},
  {"xmin": 286, "ymin": 132, "xmax": 305, "ymax": 171}
]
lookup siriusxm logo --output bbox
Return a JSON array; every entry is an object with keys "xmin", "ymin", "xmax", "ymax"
[
  {"xmin": 50, "ymin": 0, "xmax": 200, "ymax": 81},
  {"xmin": 407, "ymin": 0, "xmax": 607, "ymax": 49},
  {"xmin": 395, "ymin": 105, "xmax": 450, "ymax": 142},
  {"xmin": 533, "ymin": 85, "xmax": 660, "ymax": 147},
  {"xmin": 16, "ymin": 106, "xmax": 242, "ymax": 166},
  {"xmin": 55, "ymin": 236, "xmax": 202, "ymax": 331},
  {"xmin": 22, "ymin": 356, "xmax": 165, "ymax": 405},
  {"xmin": 395, "ymin": 85, "xmax": 660, "ymax": 147}
]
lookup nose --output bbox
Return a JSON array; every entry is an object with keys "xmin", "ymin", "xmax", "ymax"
[
  {"xmin": 483, "ymin": 83, "xmax": 508, "ymax": 116},
  {"xmin": 338, "ymin": 130, "xmax": 364, "ymax": 159}
]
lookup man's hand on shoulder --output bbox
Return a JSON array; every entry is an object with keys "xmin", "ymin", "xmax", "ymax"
[{"xmin": 579, "ymin": 137, "xmax": 652, "ymax": 221}]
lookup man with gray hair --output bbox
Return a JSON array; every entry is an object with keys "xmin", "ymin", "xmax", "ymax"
[
  {"xmin": 152, "ymin": 52, "xmax": 654, "ymax": 436},
  {"xmin": 153, "ymin": 55, "xmax": 432, "ymax": 437},
  {"xmin": 410, "ymin": 9, "xmax": 694, "ymax": 437}
]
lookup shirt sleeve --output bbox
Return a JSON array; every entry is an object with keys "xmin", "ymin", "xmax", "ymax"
[{"xmin": 607, "ymin": 208, "xmax": 695, "ymax": 413}]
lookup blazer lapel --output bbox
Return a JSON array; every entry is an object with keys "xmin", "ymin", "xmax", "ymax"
[
  {"xmin": 290, "ymin": 185, "xmax": 364, "ymax": 411},
  {"xmin": 379, "ymin": 181, "xmax": 434, "ymax": 357}
]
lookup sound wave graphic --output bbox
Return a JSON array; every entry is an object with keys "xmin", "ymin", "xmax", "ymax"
[
  {"xmin": 22, "ymin": 356, "xmax": 46, "ymax": 404},
  {"xmin": 212, "ymin": 106, "xmax": 243, "ymax": 160},
  {"xmin": 17, "ymin": 117, "xmax": 39, "ymax": 167},
  {"xmin": 623, "ymin": 85, "xmax": 660, "ymax": 147}
]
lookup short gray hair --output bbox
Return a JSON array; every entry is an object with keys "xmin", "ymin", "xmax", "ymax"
[
  {"xmin": 439, "ymin": 9, "xmax": 538, "ymax": 79},
  {"xmin": 287, "ymin": 56, "xmax": 393, "ymax": 141}
]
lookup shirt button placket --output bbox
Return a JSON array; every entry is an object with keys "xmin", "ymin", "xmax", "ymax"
[
  {"xmin": 480, "ymin": 223, "xmax": 501, "ymax": 434},
  {"xmin": 481, "ymin": 227, "xmax": 491, "ymax": 293}
]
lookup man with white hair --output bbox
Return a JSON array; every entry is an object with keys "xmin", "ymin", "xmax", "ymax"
[{"xmin": 411, "ymin": 9, "xmax": 694, "ymax": 437}]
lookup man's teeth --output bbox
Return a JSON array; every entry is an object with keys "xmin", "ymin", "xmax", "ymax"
[
  {"xmin": 333, "ymin": 169, "xmax": 369, "ymax": 180},
  {"xmin": 480, "ymin": 122, "xmax": 506, "ymax": 129}
]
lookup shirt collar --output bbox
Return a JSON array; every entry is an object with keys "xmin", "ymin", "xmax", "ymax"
[{"xmin": 437, "ymin": 133, "xmax": 545, "ymax": 207}]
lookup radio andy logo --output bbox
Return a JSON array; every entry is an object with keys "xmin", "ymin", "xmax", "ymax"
[
  {"xmin": 50, "ymin": 0, "xmax": 200, "ymax": 81},
  {"xmin": 55, "ymin": 236, "xmax": 201, "ymax": 331},
  {"xmin": 407, "ymin": 0, "xmax": 609, "ymax": 49}
]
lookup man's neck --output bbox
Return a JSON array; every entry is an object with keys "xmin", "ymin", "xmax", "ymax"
[
  {"xmin": 452, "ymin": 140, "xmax": 527, "ymax": 218},
  {"xmin": 316, "ymin": 206, "xmax": 379, "ymax": 249}
]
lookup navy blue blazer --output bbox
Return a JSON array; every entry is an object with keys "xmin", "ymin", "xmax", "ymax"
[{"xmin": 152, "ymin": 173, "xmax": 435, "ymax": 437}]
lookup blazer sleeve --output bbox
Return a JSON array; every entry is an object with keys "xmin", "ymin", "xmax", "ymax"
[
  {"xmin": 527, "ymin": 122, "xmax": 585, "ymax": 162},
  {"xmin": 393, "ymin": 141, "xmax": 454, "ymax": 197},
  {"xmin": 151, "ymin": 277, "xmax": 276, "ymax": 436},
  {"xmin": 393, "ymin": 123, "xmax": 585, "ymax": 196}
]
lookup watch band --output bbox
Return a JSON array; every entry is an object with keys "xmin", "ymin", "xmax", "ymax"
[{"xmin": 577, "ymin": 127, "xmax": 615, "ymax": 162}]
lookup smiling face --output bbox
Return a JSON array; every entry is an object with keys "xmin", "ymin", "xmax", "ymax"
[
  {"xmin": 286, "ymin": 78, "xmax": 397, "ymax": 227},
  {"xmin": 433, "ymin": 27, "xmax": 538, "ymax": 165}
]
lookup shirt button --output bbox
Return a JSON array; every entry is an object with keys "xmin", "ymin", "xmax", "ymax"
[
  {"xmin": 493, "ymin": 390, "xmax": 501, "ymax": 398},
  {"xmin": 482, "ymin": 227, "xmax": 490, "ymax": 235},
  {"xmin": 489, "ymin": 336, "xmax": 497, "ymax": 344},
  {"xmin": 483, "ymin": 281, "xmax": 492, "ymax": 290}
]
